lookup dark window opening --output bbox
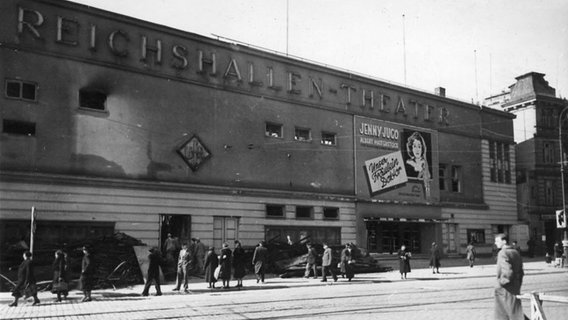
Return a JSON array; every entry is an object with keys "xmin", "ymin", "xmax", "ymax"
[
  {"xmin": 266, "ymin": 204, "xmax": 285, "ymax": 218},
  {"xmin": 467, "ymin": 229, "xmax": 486, "ymax": 244},
  {"xmin": 265, "ymin": 122, "xmax": 283, "ymax": 138},
  {"xmin": 79, "ymin": 89, "xmax": 107, "ymax": 111},
  {"xmin": 2, "ymin": 119, "xmax": 36, "ymax": 136},
  {"xmin": 5, "ymin": 79, "xmax": 37, "ymax": 101},
  {"xmin": 323, "ymin": 207, "xmax": 339, "ymax": 220},
  {"xmin": 321, "ymin": 132, "xmax": 336, "ymax": 146},
  {"xmin": 296, "ymin": 206, "xmax": 313, "ymax": 219},
  {"xmin": 294, "ymin": 127, "xmax": 311, "ymax": 142}
]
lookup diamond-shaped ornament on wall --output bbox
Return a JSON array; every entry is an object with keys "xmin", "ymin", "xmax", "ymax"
[{"xmin": 177, "ymin": 135, "xmax": 211, "ymax": 172}]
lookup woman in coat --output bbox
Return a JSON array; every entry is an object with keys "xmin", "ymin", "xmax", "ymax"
[
  {"xmin": 429, "ymin": 242, "xmax": 441, "ymax": 274},
  {"xmin": 340, "ymin": 243, "xmax": 355, "ymax": 281},
  {"xmin": 465, "ymin": 242, "xmax": 476, "ymax": 267},
  {"xmin": 219, "ymin": 243, "xmax": 232, "ymax": 288},
  {"xmin": 9, "ymin": 251, "xmax": 40, "ymax": 307},
  {"xmin": 204, "ymin": 247, "xmax": 218, "ymax": 288},
  {"xmin": 80, "ymin": 246, "xmax": 95, "ymax": 302},
  {"xmin": 397, "ymin": 244, "xmax": 411, "ymax": 279},
  {"xmin": 232, "ymin": 240, "xmax": 247, "ymax": 288},
  {"xmin": 51, "ymin": 250, "xmax": 69, "ymax": 302}
]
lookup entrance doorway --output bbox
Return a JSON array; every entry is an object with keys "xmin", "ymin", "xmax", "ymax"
[
  {"xmin": 159, "ymin": 214, "xmax": 192, "ymax": 250},
  {"xmin": 213, "ymin": 216, "xmax": 239, "ymax": 249}
]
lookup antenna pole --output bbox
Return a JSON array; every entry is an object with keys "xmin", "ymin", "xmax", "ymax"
[{"xmin": 402, "ymin": 14, "xmax": 407, "ymax": 86}]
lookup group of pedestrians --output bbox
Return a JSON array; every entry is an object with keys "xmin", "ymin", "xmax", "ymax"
[
  {"xmin": 9, "ymin": 245, "xmax": 95, "ymax": 307},
  {"xmin": 142, "ymin": 239, "xmax": 268, "ymax": 296},
  {"xmin": 303, "ymin": 242, "xmax": 358, "ymax": 282}
]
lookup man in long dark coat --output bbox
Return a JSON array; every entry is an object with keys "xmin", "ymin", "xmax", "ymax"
[
  {"xmin": 494, "ymin": 233, "xmax": 525, "ymax": 320},
  {"xmin": 252, "ymin": 240, "xmax": 268, "ymax": 283},
  {"xmin": 10, "ymin": 251, "xmax": 40, "ymax": 307},
  {"xmin": 142, "ymin": 247, "xmax": 163, "ymax": 296}
]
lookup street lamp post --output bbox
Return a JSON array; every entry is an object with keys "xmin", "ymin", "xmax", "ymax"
[{"xmin": 558, "ymin": 106, "xmax": 568, "ymax": 265}]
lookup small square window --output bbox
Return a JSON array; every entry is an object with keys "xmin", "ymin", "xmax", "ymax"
[
  {"xmin": 323, "ymin": 207, "xmax": 339, "ymax": 220},
  {"xmin": 2, "ymin": 119, "xmax": 36, "ymax": 136},
  {"xmin": 266, "ymin": 204, "xmax": 284, "ymax": 218},
  {"xmin": 321, "ymin": 132, "xmax": 336, "ymax": 146},
  {"xmin": 6, "ymin": 81, "xmax": 21, "ymax": 98},
  {"xmin": 296, "ymin": 206, "xmax": 313, "ymax": 219},
  {"xmin": 265, "ymin": 122, "xmax": 283, "ymax": 138},
  {"xmin": 5, "ymin": 79, "xmax": 37, "ymax": 101},
  {"xmin": 294, "ymin": 127, "xmax": 311, "ymax": 142},
  {"xmin": 21, "ymin": 83, "xmax": 37, "ymax": 100},
  {"xmin": 79, "ymin": 89, "xmax": 107, "ymax": 111}
]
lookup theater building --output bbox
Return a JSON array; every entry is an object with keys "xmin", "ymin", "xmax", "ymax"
[{"xmin": 1, "ymin": 0, "xmax": 521, "ymax": 257}]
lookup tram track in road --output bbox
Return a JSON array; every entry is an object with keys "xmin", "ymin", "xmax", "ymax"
[{"xmin": 2, "ymin": 271, "xmax": 566, "ymax": 320}]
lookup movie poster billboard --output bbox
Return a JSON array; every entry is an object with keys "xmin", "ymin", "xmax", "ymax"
[{"xmin": 355, "ymin": 116, "xmax": 439, "ymax": 202}]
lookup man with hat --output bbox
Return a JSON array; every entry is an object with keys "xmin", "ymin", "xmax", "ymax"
[
  {"xmin": 252, "ymin": 240, "xmax": 268, "ymax": 283},
  {"xmin": 80, "ymin": 246, "xmax": 95, "ymax": 302},
  {"xmin": 304, "ymin": 243, "xmax": 318, "ymax": 279},
  {"xmin": 192, "ymin": 237, "xmax": 206, "ymax": 275},
  {"xmin": 142, "ymin": 247, "xmax": 163, "ymax": 296}
]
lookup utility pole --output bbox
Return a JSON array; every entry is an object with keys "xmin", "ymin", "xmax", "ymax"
[{"xmin": 558, "ymin": 106, "xmax": 568, "ymax": 265}]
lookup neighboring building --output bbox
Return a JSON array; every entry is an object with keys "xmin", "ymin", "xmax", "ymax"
[
  {"xmin": 485, "ymin": 72, "xmax": 568, "ymax": 255},
  {"xmin": 1, "ymin": 0, "xmax": 519, "ymax": 261}
]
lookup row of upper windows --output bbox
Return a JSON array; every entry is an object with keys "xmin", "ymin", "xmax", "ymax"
[
  {"xmin": 4, "ymin": 78, "xmax": 339, "ymax": 145},
  {"xmin": 266, "ymin": 122, "xmax": 337, "ymax": 146},
  {"xmin": 266, "ymin": 204, "xmax": 339, "ymax": 220}
]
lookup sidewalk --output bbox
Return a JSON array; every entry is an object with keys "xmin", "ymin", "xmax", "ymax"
[{"xmin": 1, "ymin": 260, "xmax": 565, "ymax": 304}]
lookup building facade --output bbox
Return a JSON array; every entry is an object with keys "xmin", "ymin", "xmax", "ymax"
[
  {"xmin": 1, "ymin": 0, "xmax": 520, "ymax": 260},
  {"xmin": 486, "ymin": 72, "xmax": 568, "ymax": 255}
]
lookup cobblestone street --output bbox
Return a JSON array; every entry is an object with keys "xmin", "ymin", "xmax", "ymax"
[{"xmin": 1, "ymin": 261, "xmax": 567, "ymax": 320}]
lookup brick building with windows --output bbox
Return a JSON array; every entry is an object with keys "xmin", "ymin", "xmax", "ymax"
[
  {"xmin": 1, "ymin": 0, "xmax": 522, "ymax": 262},
  {"xmin": 485, "ymin": 72, "xmax": 568, "ymax": 255}
]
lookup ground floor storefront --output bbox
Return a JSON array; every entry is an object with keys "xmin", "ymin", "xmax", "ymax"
[{"xmin": 0, "ymin": 172, "xmax": 356, "ymax": 278}]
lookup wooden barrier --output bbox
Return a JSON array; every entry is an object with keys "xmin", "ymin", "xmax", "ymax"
[{"xmin": 517, "ymin": 292, "xmax": 568, "ymax": 320}]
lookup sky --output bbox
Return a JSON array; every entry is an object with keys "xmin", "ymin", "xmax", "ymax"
[{"xmin": 70, "ymin": 0, "xmax": 568, "ymax": 105}]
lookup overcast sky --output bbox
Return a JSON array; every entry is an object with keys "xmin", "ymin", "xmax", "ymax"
[{"xmin": 71, "ymin": 0, "xmax": 568, "ymax": 104}]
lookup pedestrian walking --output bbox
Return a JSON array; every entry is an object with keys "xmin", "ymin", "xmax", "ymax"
[
  {"xmin": 232, "ymin": 240, "xmax": 247, "ymax": 288},
  {"xmin": 173, "ymin": 243, "xmax": 194, "ymax": 293},
  {"xmin": 193, "ymin": 238, "xmax": 206, "ymax": 274},
  {"xmin": 9, "ymin": 251, "xmax": 40, "ymax": 307},
  {"xmin": 554, "ymin": 242, "xmax": 564, "ymax": 267},
  {"xmin": 80, "ymin": 246, "xmax": 95, "ymax": 302},
  {"xmin": 51, "ymin": 250, "xmax": 69, "ymax": 302},
  {"xmin": 142, "ymin": 247, "xmax": 163, "ymax": 296},
  {"xmin": 397, "ymin": 244, "xmax": 411, "ymax": 279},
  {"xmin": 204, "ymin": 247, "xmax": 218, "ymax": 288},
  {"xmin": 340, "ymin": 243, "xmax": 355, "ymax": 281},
  {"xmin": 429, "ymin": 242, "xmax": 441, "ymax": 274},
  {"xmin": 252, "ymin": 240, "xmax": 268, "ymax": 283},
  {"xmin": 466, "ymin": 242, "xmax": 476, "ymax": 267},
  {"xmin": 304, "ymin": 243, "xmax": 318, "ymax": 279},
  {"xmin": 219, "ymin": 242, "xmax": 232, "ymax": 288},
  {"xmin": 163, "ymin": 233, "xmax": 180, "ymax": 277},
  {"xmin": 321, "ymin": 243, "xmax": 337, "ymax": 282},
  {"xmin": 526, "ymin": 237, "xmax": 535, "ymax": 258},
  {"xmin": 494, "ymin": 233, "xmax": 525, "ymax": 320}
]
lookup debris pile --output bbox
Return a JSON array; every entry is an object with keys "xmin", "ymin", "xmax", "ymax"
[{"xmin": 66, "ymin": 232, "xmax": 145, "ymax": 289}]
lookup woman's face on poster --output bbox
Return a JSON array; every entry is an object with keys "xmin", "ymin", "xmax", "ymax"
[{"xmin": 411, "ymin": 139, "xmax": 422, "ymax": 158}]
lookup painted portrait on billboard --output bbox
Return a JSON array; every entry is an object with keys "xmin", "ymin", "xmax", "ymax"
[{"xmin": 403, "ymin": 130, "xmax": 432, "ymax": 198}]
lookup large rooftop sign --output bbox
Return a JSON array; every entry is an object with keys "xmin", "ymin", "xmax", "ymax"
[{"xmin": 0, "ymin": 0, "xmax": 457, "ymax": 129}]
